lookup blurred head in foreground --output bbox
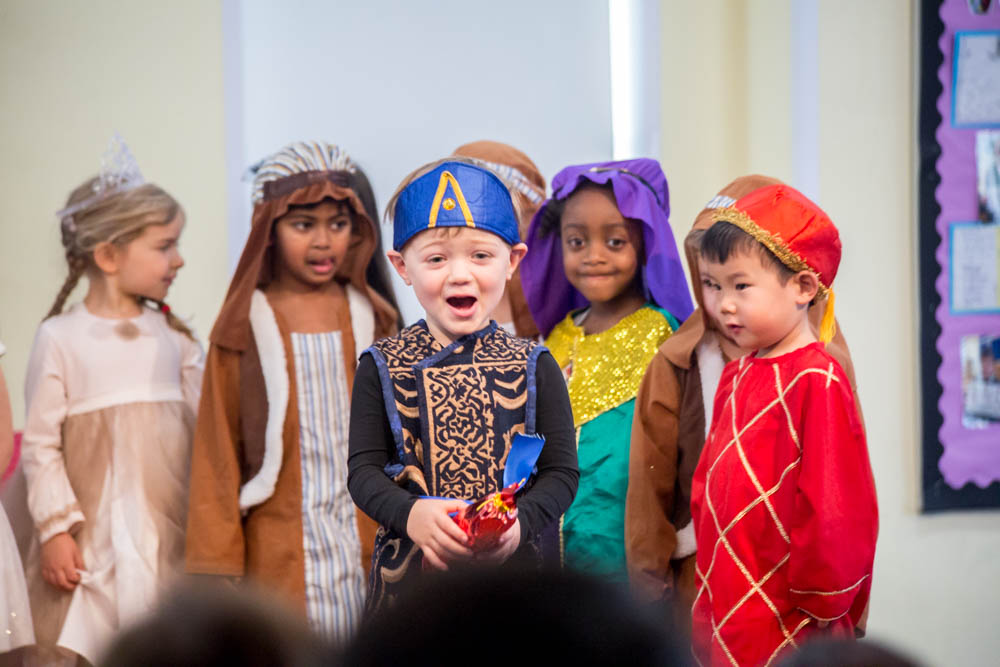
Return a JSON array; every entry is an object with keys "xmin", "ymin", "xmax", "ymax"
[
  {"xmin": 343, "ymin": 566, "xmax": 687, "ymax": 666},
  {"xmin": 100, "ymin": 584, "xmax": 329, "ymax": 667}
]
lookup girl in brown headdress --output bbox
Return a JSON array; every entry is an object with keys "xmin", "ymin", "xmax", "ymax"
[
  {"xmin": 185, "ymin": 142, "xmax": 397, "ymax": 643},
  {"xmin": 624, "ymin": 175, "xmax": 863, "ymax": 638},
  {"xmin": 452, "ymin": 140, "xmax": 546, "ymax": 338}
]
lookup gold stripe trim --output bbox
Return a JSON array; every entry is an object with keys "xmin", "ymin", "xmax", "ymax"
[
  {"xmin": 715, "ymin": 553, "xmax": 790, "ymax": 632},
  {"xmin": 712, "ymin": 207, "xmax": 830, "ymax": 298},
  {"xmin": 795, "ymin": 607, "xmax": 851, "ymax": 623},
  {"xmin": 763, "ymin": 616, "xmax": 811, "ymax": 666},
  {"xmin": 789, "ymin": 573, "xmax": 869, "ymax": 597},
  {"xmin": 428, "ymin": 170, "xmax": 476, "ymax": 229},
  {"xmin": 559, "ymin": 429, "xmax": 579, "ymax": 567}
]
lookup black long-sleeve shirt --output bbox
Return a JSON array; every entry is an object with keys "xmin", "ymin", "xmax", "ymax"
[{"xmin": 347, "ymin": 351, "xmax": 579, "ymax": 543}]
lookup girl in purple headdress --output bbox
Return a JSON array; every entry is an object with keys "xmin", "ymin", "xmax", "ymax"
[{"xmin": 521, "ymin": 158, "xmax": 693, "ymax": 583}]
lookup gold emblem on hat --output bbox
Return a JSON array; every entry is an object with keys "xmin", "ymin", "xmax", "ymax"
[{"xmin": 428, "ymin": 170, "xmax": 476, "ymax": 228}]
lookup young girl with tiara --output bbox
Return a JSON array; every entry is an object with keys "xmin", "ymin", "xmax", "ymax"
[
  {"xmin": 520, "ymin": 158, "xmax": 693, "ymax": 584},
  {"xmin": 21, "ymin": 135, "xmax": 203, "ymax": 665},
  {"xmin": 185, "ymin": 141, "xmax": 398, "ymax": 643}
]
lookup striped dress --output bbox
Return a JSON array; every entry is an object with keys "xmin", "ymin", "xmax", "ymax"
[{"xmin": 291, "ymin": 332, "xmax": 366, "ymax": 642}]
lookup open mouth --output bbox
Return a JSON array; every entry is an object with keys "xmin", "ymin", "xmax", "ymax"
[
  {"xmin": 308, "ymin": 258, "xmax": 335, "ymax": 273},
  {"xmin": 446, "ymin": 296, "xmax": 477, "ymax": 312}
]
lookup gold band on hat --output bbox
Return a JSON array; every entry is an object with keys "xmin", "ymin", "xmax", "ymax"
[{"xmin": 711, "ymin": 207, "xmax": 830, "ymax": 299}]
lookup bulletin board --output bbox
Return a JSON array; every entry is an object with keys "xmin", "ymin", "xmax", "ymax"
[{"xmin": 918, "ymin": 0, "xmax": 1000, "ymax": 512}]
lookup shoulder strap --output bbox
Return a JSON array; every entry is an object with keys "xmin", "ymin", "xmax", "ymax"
[
  {"xmin": 525, "ymin": 344, "xmax": 547, "ymax": 436},
  {"xmin": 361, "ymin": 343, "xmax": 407, "ymax": 477}
]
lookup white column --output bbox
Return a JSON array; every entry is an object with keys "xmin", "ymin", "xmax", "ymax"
[
  {"xmin": 790, "ymin": 0, "xmax": 820, "ymax": 201},
  {"xmin": 610, "ymin": 0, "xmax": 661, "ymax": 160}
]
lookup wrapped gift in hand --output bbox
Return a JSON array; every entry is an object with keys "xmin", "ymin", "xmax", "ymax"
[{"xmin": 451, "ymin": 483, "xmax": 519, "ymax": 552}]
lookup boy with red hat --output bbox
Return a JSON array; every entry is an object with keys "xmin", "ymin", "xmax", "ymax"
[{"xmin": 689, "ymin": 185, "xmax": 878, "ymax": 666}]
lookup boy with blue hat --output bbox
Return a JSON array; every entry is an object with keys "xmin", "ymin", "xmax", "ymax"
[{"xmin": 347, "ymin": 159, "xmax": 579, "ymax": 611}]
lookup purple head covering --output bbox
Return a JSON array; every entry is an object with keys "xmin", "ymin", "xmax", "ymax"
[{"xmin": 521, "ymin": 158, "xmax": 694, "ymax": 337}]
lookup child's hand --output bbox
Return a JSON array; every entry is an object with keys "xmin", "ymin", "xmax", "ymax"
[
  {"xmin": 41, "ymin": 532, "xmax": 84, "ymax": 592},
  {"xmin": 474, "ymin": 517, "xmax": 521, "ymax": 564},
  {"xmin": 406, "ymin": 498, "xmax": 473, "ymax": 570}
]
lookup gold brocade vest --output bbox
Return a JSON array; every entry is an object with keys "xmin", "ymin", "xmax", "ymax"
[{"xmin": 545, "ymin": 305, "xmax": 675, "ymax": 427}]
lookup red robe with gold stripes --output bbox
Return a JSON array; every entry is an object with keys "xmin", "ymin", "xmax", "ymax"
[{"xmin": 690, "ymin": 342, "xmax": 877, "ymax": 667}]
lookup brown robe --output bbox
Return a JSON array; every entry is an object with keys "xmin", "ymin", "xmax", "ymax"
[
  {"xmin": 185, "ymin": 172, "xmax": 396, "ymax": 615},
  {"xmin": 185, "ymin": 289, "xmax": 380, "ymax": 609}
]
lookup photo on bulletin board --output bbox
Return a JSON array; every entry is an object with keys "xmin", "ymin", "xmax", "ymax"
[
  {"xmin": 949, "ymin": 221, "xmax": 1000, "ymax": 314},
  {"xmin": 960, "ymin": 334, "xmax": 1000, "ymax": 427},
  {"xmin": 979, "ymin": 129, "xmax": 1000, "ymax": 221},
  {"xmin": 967, "ymin": 0, "xmax": 991, "ymax": 15},
  {"xmin": 918, "ymin": 0, "xmax": 1000, "ymax": 512},
  {"xmin": 951, "ymin": 30, "xmax": 1000, "ymax": 128}
]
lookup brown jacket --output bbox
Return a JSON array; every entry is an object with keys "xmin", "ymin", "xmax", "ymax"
[
  {"xmin": 185, "ymin": 171, "xmax": 395, "ymax": 615},
  {"xmin": 185, "ymin": 287, "xmax": 379, "ymax": 613}
]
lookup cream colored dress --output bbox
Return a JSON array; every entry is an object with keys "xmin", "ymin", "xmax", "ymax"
[
  {"xmin": 1, "ymin": 340, "xmax": 34, "ymax": 654},
  {"xmin": 21, "ymin": 305, "xmax": 202, "ymax": 664}
]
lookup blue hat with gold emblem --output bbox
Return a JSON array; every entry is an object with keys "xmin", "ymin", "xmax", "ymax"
[{"xmin": 392, "ymin": 161, "xmax": 520, "ymax": 250}]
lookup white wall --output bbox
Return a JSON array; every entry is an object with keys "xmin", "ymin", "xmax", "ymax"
[
  {"xmin": 818, "ymin": 4, "xmax": 1000, "ymax": 665},
  {"xmin": 230, "ymin": 0, "xmax": 613, "ymax": 323}
]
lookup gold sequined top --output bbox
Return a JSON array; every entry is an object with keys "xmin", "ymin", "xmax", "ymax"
[{"xmin": 545, "ymin": 305, "xmax": 675, "ymax": 427}]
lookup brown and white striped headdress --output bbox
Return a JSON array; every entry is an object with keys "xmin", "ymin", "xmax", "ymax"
[{"xmin": 248, "ymin": 141, "xmax": 356, "ymax": 205}]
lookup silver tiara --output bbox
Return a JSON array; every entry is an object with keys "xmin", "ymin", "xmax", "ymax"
[{"xmin": 57, "ymin": 133, "xmax": 146, "ymax": 227}]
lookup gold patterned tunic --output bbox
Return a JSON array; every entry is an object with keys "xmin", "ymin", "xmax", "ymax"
[
  {"xmin": 362, "ymin": 320, "xmax": 545, "ymax": 609},
  {"xmin": 546, "ymin": 304, "xmax": 676, "ymax": 582}
]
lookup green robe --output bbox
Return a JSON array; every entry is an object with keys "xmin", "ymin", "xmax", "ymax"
[{"xmin": 545, "ymin": 304, "xmax": 678, "ymax": 582}]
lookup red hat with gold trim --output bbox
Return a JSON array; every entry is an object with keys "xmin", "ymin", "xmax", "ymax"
[{"xmin": 711, "ymin": 184, "xmax": 842, "ymax": 343}]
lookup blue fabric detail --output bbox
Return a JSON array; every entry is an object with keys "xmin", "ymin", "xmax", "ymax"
[
  {"xmin": 363, "ymin": 346, "xmax": 407, "ymax": 469},
  {"xmin": 391, "ymin": 161, "xmax": 520, "ymax": 250},
  {"xmin": 525, "ymin": 344, "xmax": 546, "ymax": 435},
  {"xmin": 504, "ymin": 433, "xmax": 545, "ymax": 489}
]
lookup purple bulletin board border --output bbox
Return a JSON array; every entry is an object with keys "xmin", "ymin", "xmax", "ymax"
[{"xmin": 919, "ymin": 0, "xmax": 1000, "ymax": 512}]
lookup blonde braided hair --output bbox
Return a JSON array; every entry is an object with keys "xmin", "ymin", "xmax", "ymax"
[{"xmin": 48, "ymin": 176, "xmax": 195, "ymax": 340}]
